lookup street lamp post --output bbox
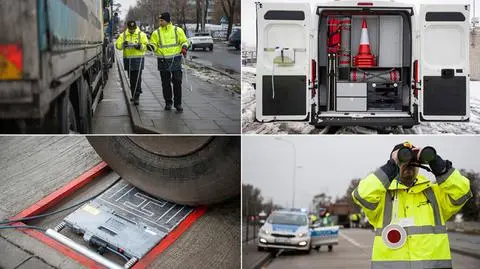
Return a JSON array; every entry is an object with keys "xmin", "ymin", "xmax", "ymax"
[{"xmin": 274, "ymin": 137, "xmax": 297, "ymax": 209}]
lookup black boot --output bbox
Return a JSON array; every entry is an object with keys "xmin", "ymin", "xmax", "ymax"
[
  {"xmin": 165, "ymin": 104, "xmax": 172, "ymax": 111},
  {"xmin": 175, "ymin": 105, "xmax": 184, "ymax": 113}
]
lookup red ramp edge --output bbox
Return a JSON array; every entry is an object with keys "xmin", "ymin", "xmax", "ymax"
[{"xmin": 10, "ymin": 161, "xmax": 206, "ymax": 269}]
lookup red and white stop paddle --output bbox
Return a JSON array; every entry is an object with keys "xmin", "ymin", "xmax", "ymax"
[
  {"xmin": 382, "ymin": 182, "xmax": 407, "ymax": 249},
  {"xmin": 381, "ymin": 223, "xmax": 407, "ymax": 249}
]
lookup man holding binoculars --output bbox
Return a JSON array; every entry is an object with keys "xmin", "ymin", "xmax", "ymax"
[{"xmin": 353, "ymin": 142, "xmax": 472, "ymax": 269}]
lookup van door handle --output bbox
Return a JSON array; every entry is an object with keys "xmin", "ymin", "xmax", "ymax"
[{"xmin": 441, "ymin": 69, "xmax": 455, "ymax": 79}]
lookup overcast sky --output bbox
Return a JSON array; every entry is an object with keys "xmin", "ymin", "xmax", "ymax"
[
  {"xmin": 242, "ymin": 0, "xmax": 480, "ymax": 48},
  {"xmin": 115, "ymin": 0, "xmax": 137, "ymax": 19},
  {"xmin": 243, "ymin": 136, "xmax": 480, "ymax": 209}
]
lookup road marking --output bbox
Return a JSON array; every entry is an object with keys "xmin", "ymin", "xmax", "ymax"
[{"xmin": 339, "ymin": 231, "xmax": 362, "ymax": 248}]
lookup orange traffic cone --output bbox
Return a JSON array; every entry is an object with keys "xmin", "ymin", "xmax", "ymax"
[{"xmin": 354, "ymin": 19, "xmax": 376, "ymax": 68}]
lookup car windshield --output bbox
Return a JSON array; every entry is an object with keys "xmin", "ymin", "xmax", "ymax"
[{"xmin": 267, "ymin": 213, "xmax": 307, "ymax": 226}]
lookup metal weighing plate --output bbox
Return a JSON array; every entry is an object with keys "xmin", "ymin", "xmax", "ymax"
[{"xmin": 63, "ymin": 180, "xmax": 194, "ymax": 259}]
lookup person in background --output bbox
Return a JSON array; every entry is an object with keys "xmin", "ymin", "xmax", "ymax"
[{"xmin": 115, "ymin": 20, "xmax": 148, "ymax": 105}]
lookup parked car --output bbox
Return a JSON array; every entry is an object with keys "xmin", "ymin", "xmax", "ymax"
[
  {"xmin": 189, "ymin": 32, "xmax": 214, "ymax": 51},
  {"xmin": 228, "ymin": 28, "xmax": 241, "ymax": 50}
]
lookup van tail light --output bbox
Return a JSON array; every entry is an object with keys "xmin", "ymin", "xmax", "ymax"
[
  {"xmin": 413, "ymin": 60, "xmax": 419, "ymax": 98},
  {"xmin": 311, "ymin": 59, "xmax": 317, "ymax": 97}
]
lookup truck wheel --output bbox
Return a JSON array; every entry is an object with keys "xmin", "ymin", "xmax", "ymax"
[
  {"xmin": 78, "ymin": 76, "xmax": 93, "ymax": 134},
  {"xmin": 87, "ymin": 136, "xmax": 240, "ymax": 205},
  {"xmin": 328, "ymin": 245, "xmax": 333, "ymax": 252},
  {"xmin": 54, "ymin": 91, "xmax": 78, "ymax": 133}
]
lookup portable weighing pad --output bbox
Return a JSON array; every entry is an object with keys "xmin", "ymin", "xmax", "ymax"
[{"xmin": 63, "ymin": 180, "xmax": 193, "ymax": 260}]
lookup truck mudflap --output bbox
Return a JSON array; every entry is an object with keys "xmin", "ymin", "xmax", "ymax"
[{"xmin": 310, "ymin": 225, "xmax": 340, "ymax": 247}]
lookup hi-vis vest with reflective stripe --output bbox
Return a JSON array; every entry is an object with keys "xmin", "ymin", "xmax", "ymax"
[
  {"xmin": 353, "ymin": 168, "xmax": 472, "ymax": 269},
  {"xmin": 150, "ymin": 24, "xmax": 189, "ymax": 58},
  {"xmin": 115, "ymin": 28, "xmax": 148, "ymax": 58}
]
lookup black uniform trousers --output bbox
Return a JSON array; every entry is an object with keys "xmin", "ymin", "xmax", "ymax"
[
  {"xmin": 128, "ymin": 70, "xmax": 142, "ymax": 98},
  {"xmin": 158, "ymin": 56, "xmax": 183, "ymax": 107}
]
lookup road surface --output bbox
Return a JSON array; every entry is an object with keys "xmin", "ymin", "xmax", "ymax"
[
  {"xmin": 190, "ymin": 41, "xmax": 241, "ymax": 74},
  {"xmin": 262, "ymin": 229, "xmax": 480, "ymax": 269}
]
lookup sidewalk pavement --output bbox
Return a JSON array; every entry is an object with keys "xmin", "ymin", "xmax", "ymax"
[{"xmin": 122, "ymin": 53, "xmax": 240, "ymax": 134}]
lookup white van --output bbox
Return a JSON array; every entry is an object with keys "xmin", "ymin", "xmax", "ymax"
[{"xmin": 255, "ymin": 1, "xmax": 470, "ymax": 128}]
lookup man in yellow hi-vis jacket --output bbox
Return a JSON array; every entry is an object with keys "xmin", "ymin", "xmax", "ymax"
[
  {"xmin": 116, "ymin": 21, "xmax": 148, "ymax": 105},
  {"xmin": 148, "ymin": 12, "xmax": 189, "ymax": 112},
  {"xmin": 353, "ymin": 142, "xmax": 472, "ymax": 269}
]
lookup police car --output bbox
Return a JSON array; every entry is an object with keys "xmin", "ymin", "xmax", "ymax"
[{"xmin": 257, "ymin": 210, "xmax": 339, "ymax": 253}]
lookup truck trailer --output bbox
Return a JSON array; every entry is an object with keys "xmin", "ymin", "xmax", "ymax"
[
  {"xmin": 255, "ymin": 1, "xmax": 470, "ymax": 128},
  {"xmin": 0, "ymin": 0, "xmax": 116, "ymax": 133}
]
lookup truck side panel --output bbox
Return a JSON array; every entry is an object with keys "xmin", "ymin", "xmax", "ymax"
[{"xmin": 47, "ymin": 0, "xmax": 103, "ymax": 52}]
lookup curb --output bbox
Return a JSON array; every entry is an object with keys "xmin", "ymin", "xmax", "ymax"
[
  {"xmin": 251, "ymin": 252, "xmax": 275, "ymax": 269},
  {"xmin": 187, "ymin": 57, "xmax": 240, "ymax": 81},
  {"xmin": 115, "ymin": 54, "xmax": 160, "ymax": 134},
  {"xmin": 244, "ymin": 239, "xmax": 275, "ymax": 269}
]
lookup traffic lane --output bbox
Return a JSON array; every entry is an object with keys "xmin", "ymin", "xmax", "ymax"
[
  {"xmin": 266, "ymin": 229, "xmax": 480, "ymax": 269},
  {"xmin": 265, "ymin": 229, "xmax": 371, "ymax": 269},
  {"xmin": 340, "ymin": 228, "xmax": 480, "ymax": 268},
  {"xmin": 448, "ymin": 231, "xmax": 480, "ymax": 255},
  {"xmin": 189, "ymin": 41, "xmax": 241, "ymax": 73}
]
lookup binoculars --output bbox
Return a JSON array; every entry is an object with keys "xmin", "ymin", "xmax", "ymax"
[{"xmin": 397, "ymin": 146, "xmax": 437, "ymax": 164}]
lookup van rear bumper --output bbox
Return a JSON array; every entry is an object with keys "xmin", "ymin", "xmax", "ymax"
[{"xmin": 313, "ymin": 116, "xmax": 418, "ymax": 127}]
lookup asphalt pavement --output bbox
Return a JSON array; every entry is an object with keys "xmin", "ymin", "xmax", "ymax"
[
  {"xmin": 189, "ymin": 41, "xmax": 241, "ymax": 75},
  {"xmin": 243, "ymin": 228, "xmax": 480, "ymax": 269}
]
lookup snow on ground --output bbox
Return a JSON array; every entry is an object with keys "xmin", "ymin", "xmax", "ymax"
[
  {"xmin": 185, "ymin": 61, "xmax": 240, "ymax": 94},
  {"xmin": 241, "ymin": 65, "xmax": 480, "ymax": 134}
]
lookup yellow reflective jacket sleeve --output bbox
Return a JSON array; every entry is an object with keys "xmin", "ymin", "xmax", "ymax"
[
  {"xmin": 149, "ymin": 30, "xmax": 159, "ymax": 52},
  {"xmin": 140, "ymin": 32, "xmax": 149, "ymax": 52},
  {"xmin": 352, "ymin": 169, "xmax": 390, "ymax": 225},
  {"xmin": 177, "ymin": 27, "xmax": 189, "ymax": 48},
  {"xmin": 434, "ymin": 168, "xmax": 472, "ymax": 221},
  {"xmin": 115, "ymin": 32, "xmax": 125, "ymax": 50}
]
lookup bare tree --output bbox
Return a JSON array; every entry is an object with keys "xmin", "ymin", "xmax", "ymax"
[
  {"xmin": 195, "ymin": 0, "xmax": 202, "ymax": 32},
  {"xmin": 218, "ymin": 0, "xmax": 238, "ymax": 40}
]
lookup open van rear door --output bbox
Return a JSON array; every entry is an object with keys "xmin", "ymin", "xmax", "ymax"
[
  {"xmin": 419, "ymin": 4, "xmax": 470, "ymax": 121},
  {"xmin": 256, "ymin": 2, "xmax": 311, "ymax": 122}
]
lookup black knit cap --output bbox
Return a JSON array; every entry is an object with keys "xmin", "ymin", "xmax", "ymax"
[
  {"xmin": 127, "ymin": 20, "xmax": 136, "ymax": 29},
  {"xmin": 158, "ymin": 12, "xmax": 171, "ymax": 22}
]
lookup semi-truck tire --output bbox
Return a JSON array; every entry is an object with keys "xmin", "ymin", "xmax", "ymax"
[
  {"xmin": 77, "ymin": 75, "xmax": 93, "ymax": 134},
  {"xmin": 87, "ymin": 136, "xmax": 240, "ymax": 205}
]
